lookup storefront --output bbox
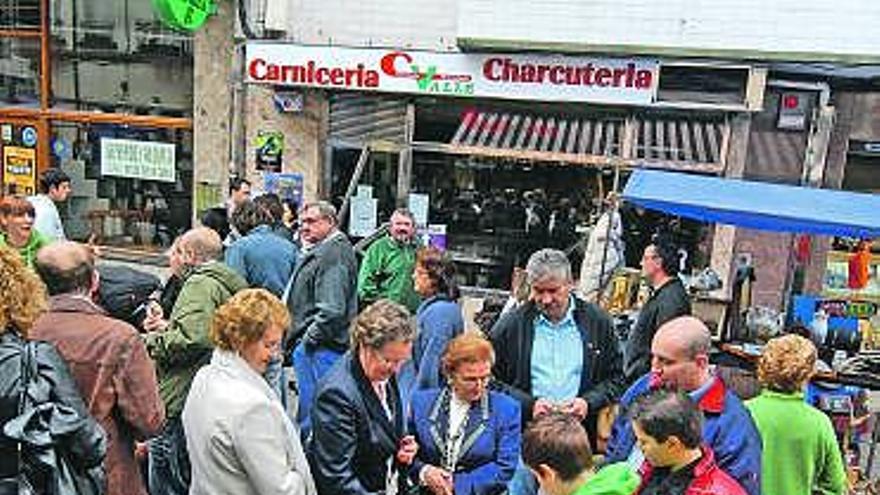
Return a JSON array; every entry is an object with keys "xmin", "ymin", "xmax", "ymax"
[
  {"xmin": 1, "ymin": 0, "xmax": 193, "ymax": 256},
  {"xmin": 245, "ymin": 43, "xmax": 765, "ymax": 290}
]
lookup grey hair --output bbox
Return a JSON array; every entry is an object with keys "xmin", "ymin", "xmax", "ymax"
[
  {"xmin": 301, "ymin": 200, "xmax": 338, "ymax": 224},
  {"xmin": 525, "ymin": 248, "xmax": 572, "ymax": 284},
  {"xmin": 350, "ymin": 299, "xmax": 416, "ymax": 351}
]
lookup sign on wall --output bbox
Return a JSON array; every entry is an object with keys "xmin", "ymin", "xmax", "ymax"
[
  {"xmin": 2, "ymin": 146, "xmax": 37, "ymax": 195},
  {"xmin": 100, "ymin": 138, "xmax": 176, "ymax": 183},
  {"xmin": 245, "ymin": 44, "xmax": 659, "ymax": 105},
  {"xmin": 255, "ymin": 130, "xmax": 284, "ymax": 172}
]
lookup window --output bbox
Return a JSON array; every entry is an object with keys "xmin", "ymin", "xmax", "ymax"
[
  {"xmin": 0, "ymin": 37, "xmax": 40, "ymax": 106},
  {"xmin": 51, "ymin": 121, "xmax": 193, "ymax": 249}
]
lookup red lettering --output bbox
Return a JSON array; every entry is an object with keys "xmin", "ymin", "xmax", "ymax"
[
  {"xmin": 595, "ymin": 68, "xmax": 611, "ymax": 86},
  {"xmin": 550, "ymin": 66, "xmax": 565, "ymax": 84},
  {"xmin": 330, "ymin": 68, "xmax": 344, "ymax": 85},
  {"xmin": 536, "ymin": 65, "xmax": 549, "ymax": 83},
  {"xmin": 316, "ymin": 67, "xmax": 329, "ymax": 84},
  {"xmin": 380, "ymin": 51, "xmax": 414, "ymax": 77},
  {"xmin": 248, "ymin": 58, "xmax": 268, "ymax": 80},
  {"xmin": 483, "ymin": 58, "xmax": 502, "ymax": 81},
  {"xmin": 612, "ymin": 68, "xmax": 626, "ymax": 86},
  {"xmin": 635, "ymin": 70, "xmax": 653, "ymax": 89}
]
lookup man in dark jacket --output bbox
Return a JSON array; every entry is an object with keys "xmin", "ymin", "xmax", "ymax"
[
  {"xmin": 624, "ymin": 240, "xmax": 690, "ymax": 382},
  {"xmin": 32, "ymin": 242, "xmax": 160, "ymax": 495},
  {"xmin": 490, "ymin": 248, "xmax": 625, "ymax": 495},
  {"xmin": 142, "ymin": 227, "xmax": 248, "ymax": 495},
  {"xmin": 286, "ymin": 200, "xmax": 358, "ymax": 438}
]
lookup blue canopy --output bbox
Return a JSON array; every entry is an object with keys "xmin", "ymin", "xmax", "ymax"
[{"xmin": 622, "ymin": 169, "xmax": 880, "ymax": 238}]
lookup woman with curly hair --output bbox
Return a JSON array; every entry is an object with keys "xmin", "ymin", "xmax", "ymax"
[
  {"xmin": 0, "ymin": 196, "xmax": 52, "ymax": 269},
  {"xmin": 182, "ymin": 288, "xmax": 314, "ymax": 495},
  {"xmin": 745, "ymin": 334, "xmax": 847, "ymax": 495},
  {"xmin": 0, "ymin": 244, "xmax": 105, "ymax": 492}
]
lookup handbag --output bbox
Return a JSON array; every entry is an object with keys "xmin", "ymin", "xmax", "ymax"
[{"xmin": 2, "ymin": 341, "xmax": 106, "ymax": 495}]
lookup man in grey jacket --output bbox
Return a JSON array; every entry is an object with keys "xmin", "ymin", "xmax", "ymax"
[{"xmin": 286, "ymin": 200, "xmax": 358, "ymax": 439}]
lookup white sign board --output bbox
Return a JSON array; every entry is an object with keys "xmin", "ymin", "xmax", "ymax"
[
  {"xmin": 101, "ymin": 138, "xmax": 176, "ymax": 183},
  {"xmin": 349, "ymin": 196, "xmax": 378, "ymax": 237},
  {"xmin": 408, "ymin": 193, "xmax": 430, "ymax": 227},
  {"xmin": 246, "ymin": 44, "xmax": 659, "ymax": 105}
]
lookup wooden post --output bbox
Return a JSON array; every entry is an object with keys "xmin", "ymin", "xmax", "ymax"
[
  {"xmin": 396, "ymin": 103, "xmax": 415, "ymax": 206},
  {"xmin": 338, "ymin": 145, "xmax": 371, "ymax": 227}
]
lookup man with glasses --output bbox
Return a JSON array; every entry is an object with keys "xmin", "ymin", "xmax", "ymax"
[
  {"xmin": 624, "ymin": 239, "xmax": 691, "ymax": 383},
  {"xmin": 605, "ymin": 316, "xmax": 761, "ymax": 495},
  {"xmin": 285, "ymin": 200, "xmax": 358, "ymax": 439}
]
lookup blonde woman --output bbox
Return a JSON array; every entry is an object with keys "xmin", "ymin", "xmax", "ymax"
[
  {"xmin": 745, "ymin": 334, "xmax": 846, "ymax": 495},
  {"xmin": 183, "ymin": 289, "xmax": 315, "ymax": 495}
]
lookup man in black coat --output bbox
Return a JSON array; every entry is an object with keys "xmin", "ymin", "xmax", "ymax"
[
  {"xmin": 624, "ymin": 240, "xmax": 691, "ymax": 383},
  {"xmin": 490, "ymin": 248, "xmax": 625, "ymax": 441}
]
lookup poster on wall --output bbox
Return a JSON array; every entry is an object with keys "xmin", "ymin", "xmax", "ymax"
[
  {"xmin": 100, "ymin": 138, "xmax": 176, "ymax": 182},
  {"xmin": 2, "ymin": 146, "xmax": 37, "ymax": 195},
  {"xmin": 255, "ymin": 131, "xmax": 284, "ymax": 172},
  {"xmin": 349, "ymin": 195, "xmax": 378, "ymax": 237},
  {"xmin": 263, "ymin": 172, "xmax": 304, "ymax": 207}
]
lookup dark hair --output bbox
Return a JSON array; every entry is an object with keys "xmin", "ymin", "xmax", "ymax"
[
  {"xmin": 231, "ymin": 200, "xmax": 272, "ymax": 236},
  {"xmin": 200, "ymin": 207, "xmax": 230, "ymax": 240},
  {"xmin": 35, "ymin": 252, "xmax": 94, "ymax": 296},
  {"xmin": 629, "ymin": 390, "xmax": 703, "ymax": 449},
  {"xmin": 523, "ymin": 414, "xmax": 593, "ymax": 482},
  {"xmin": 229, "ymin": 177, "xmax": 251, "ymax": 194},
  {"xmin": 39, "ymin": 168, "xmax": 71, "ymax": 194},
  {"xmin": 416, "ymin": 247, "xmax": 460, "ymax": 300},
  {"xmin": 651, "ymin": 238, "xmax": 680, "ymax": 276},
  {"xmin": 254, "ymin": 193, "xmax": 284, "ymax": 224}
]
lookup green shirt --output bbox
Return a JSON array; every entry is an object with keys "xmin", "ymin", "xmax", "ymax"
[
  {"xmin": 357, "ymin": 235, "xmax": 420, "ymax": 312},
  {"xmin": 0, "ymin": 230, "xmax": 52, "ymax": 269},
  {"xmin": 572, "ymin": 463, "xmax": 641, "ymax": 495},
  {"xmin": 746, "ymin": 390, "xmax": 847, "ymax": 495}
]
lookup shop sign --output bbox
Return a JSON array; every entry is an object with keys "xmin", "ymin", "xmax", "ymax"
[
  {"xmin": 2, "ymin": 146, "xmax": 37, "ymax": 194},
  {"xmin": 153, "ymin": 0, "xmax": 216, "ymax": 32},
  {"xmin": 1, "ymin": 124, "xmax": 13, "ymax": 143},
  {"xmin": 777, "ymin": 92, "xmax": 809, "ymax": 131},
  {"xmin": 254, "ymin": 131, "xmax": 284, "ymax": 172},
  {"xmin": 245, "ymin": 44, "xmax": 659, "ymax": 105},
  {"xmin": 263, "ymin": 172, "xmax": 304, "ymax": 207},
  {"xmin": 818, "ymin": 299, "xmax": 878, "ymax": 319},
  {"xmin": 100, "ymin": 138, "xmax": 176, "ymax": 183}
]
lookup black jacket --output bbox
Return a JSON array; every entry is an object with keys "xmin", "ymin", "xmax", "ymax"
[
  {"xmin": 624, "ymin": 278, "xmax": 691, "ymax": 382},
  {"xmin": 489, "ymin": 298, "xmax": 625, "ymax": 429},
  {"xmin": 308, "ymin": 352, "xmax": 405, "ymax": 495},
  {"xmin": 0, "ymin": 331, "xmax": 106, "ymax": 488},
  {"xmin": 287, "ymin": 231, "xmax": 358, "ymax": 352}
]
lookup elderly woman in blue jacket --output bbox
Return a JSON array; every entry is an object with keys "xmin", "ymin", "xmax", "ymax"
[{"xmin": 408, "ymin": 333, "xmax": 520, "ymax": 495}]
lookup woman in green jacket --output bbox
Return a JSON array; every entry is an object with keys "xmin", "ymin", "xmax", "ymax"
[
  {"xmin": 0, "ymin": 195, "xmax": 52, "ymax": 269},
  {"xmin": 745, "ymin": 334, "xmax": 847, "ymax": 495}
]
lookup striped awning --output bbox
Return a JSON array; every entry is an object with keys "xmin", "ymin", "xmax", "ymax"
[{"xmin": 445, "ymin": 110, "xmax": 729, "ymax": 173}]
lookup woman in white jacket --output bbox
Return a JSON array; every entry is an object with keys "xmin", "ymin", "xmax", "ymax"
[{"xmin": 183, "ymin": 288, "xmax": 316, "ymax": 495}]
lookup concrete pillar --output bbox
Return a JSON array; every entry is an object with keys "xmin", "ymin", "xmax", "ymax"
[
  {"xmin": 710, "ymin": 113, "xmax": 751, "ymax": 300},
  {"xmin": 192, "ymin": 0, "xmax": 236, "ymax": 217},
  {"xmin": 243, "ymin": 87, "xmax": 327, "ymax": 202}
]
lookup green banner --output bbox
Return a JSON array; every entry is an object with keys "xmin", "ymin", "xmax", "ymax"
[{"xmin": 153, "ymin": 0, "xmax": 217, "ymax": 32}]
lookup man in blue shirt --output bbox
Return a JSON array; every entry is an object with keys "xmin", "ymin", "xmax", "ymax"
[
  {"xmin": 490, "ymin": 248, "xmax": 625, "ymax": 495},
  {"xmin": 605, "ymin": 316, "xmax": 762, "ymax": 495}
]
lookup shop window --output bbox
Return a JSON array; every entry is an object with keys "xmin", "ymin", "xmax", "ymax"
[
  {"xmin": 658, "ymin": 65, "xmax": 748, "ymax": 106},
  {"xmin": 50, "ymin": 0, "xmax": 193, "ymax": 114},
  {"xmin": 50, "ymin": 121, "xmax": 193, "ymax": 250},
  {"xmin": 329, "ymin": 147, "xmax": 400, "ymax": 228},
  {"xmin": 0, "ymin": 0, "xmax": 40, "ymax": 29},
  {"xmin": 0, "ymin": 37, "xmax": 40, "ymax": 106}
]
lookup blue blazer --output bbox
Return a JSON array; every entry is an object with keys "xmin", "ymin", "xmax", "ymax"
[{"xmin": 408, "ymin": 388, "xmax": 520, "ymax": 495}]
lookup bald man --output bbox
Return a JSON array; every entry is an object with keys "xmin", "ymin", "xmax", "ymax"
[
  {"xmin": 32, "ymin": 242, "xmax": 164, "ymax": 495},
  {"xmin": 142, "ymin": 227, "xmax": 248, "ymax": 495},
  {"xmin": 604, "ymin": 317, "xmax": 762, "ymax": 495}
]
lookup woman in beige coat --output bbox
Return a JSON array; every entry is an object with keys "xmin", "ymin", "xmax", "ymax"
[{"xmin": 183, "ymin": 288, "xmax": 315, "ymax": 495}]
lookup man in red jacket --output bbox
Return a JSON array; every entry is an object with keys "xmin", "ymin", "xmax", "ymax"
[{"xmin": 630, "ymin": 390, "xmax": 746, "ymax": 495}]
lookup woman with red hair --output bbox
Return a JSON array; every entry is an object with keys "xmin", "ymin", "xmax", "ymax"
[{"xmin": 0, "ymin": 196, "xmax": 52, "ymax": 268}]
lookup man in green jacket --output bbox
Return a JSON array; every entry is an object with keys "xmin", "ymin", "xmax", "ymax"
[
  {"xmin": 357, "ymin": 208, "xmax": 421, "ymax": 312},
  {"xmin": 524, "ymin": 413, "xmax": 640, "ymax": 495},
  {"xmin": 746, "ymin": 334, "xmax": 847, "ymax": 495},
  {"xmin": 142, "ymin": 227, "xmax": 248, "ymax": 495}
]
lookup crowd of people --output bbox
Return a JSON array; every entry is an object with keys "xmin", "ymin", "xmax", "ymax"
[{"xmin": 0, "ymin": 170, "xmax": 852, "ymax": 495}]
